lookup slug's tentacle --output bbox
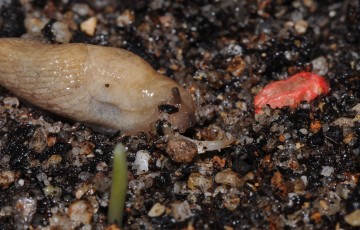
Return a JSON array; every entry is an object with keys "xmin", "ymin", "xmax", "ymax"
[{"xmin": 0, "ymin": 38, "xmax": 196, "ymax": 134}]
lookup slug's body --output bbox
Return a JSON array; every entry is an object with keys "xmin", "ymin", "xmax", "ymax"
[{"xmin": 0, "ymin": 38, "xmax": 195, "ymax": 134}]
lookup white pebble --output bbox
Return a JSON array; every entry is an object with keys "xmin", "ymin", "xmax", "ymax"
[
  {"xmin": 171, "ymin": 201, "xmax": 193, "ymax": 222},
  {"xmin": 294, "ymin": 20, "xmax": 308, "ymax": 34},
  {"xmin": 148, "ymin": 203, "xmax": 165, "ymax": 217},
  {"xmin": 311, "ymin": 56, "xmax": 329, "ymax": 76},
  {"xmin": 321, "ymin": 166, "xmax": 334, "ymax": 177},
  {"xmin": 68, "ymin": 200, "xmax": 93, "ymax": 225},
  {"xmin": 52, "ymin": 22, "xmax": 72, "ymax": 43},
  {"xmin": 132, "ymin": 150, "xmax": 151, "ymax": 175}
]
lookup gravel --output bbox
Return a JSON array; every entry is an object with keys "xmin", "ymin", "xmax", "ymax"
[{"xmin": 0, "ymin": 0, "xmax": 359, "ymax": 229}]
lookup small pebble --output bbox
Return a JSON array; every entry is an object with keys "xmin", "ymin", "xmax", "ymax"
[
  {"xmin": 29, "ymin": 127, "xmax": 48, "ymax": 153},
  {"xmin": 68, "ymin": 200, "xmax": 94, "ymax": 225},
  {"xmin": 320, "ymin": 166, "xmax": 334, "ymax": 177},
  {"xmin": 14, "ymin": 197, "xmax": 37, "ymax": 229},
  {"xmin": 148, "ymin": 203, "xmax": 165, "ymax": 217},
  {"xmin": 116, "ymin": 9, "xmax": 135, "ymax": 27},
  {"xmin": 345, "ymin": 209, "xmax": 360, "ymax": 226},
  {"xmin": 49, "ymin": 214, "xmax": 73, "ymax": 229},
  {"xmin": 294, "ymin": 20, "xmax": 308, "ymax": 34},
  {"xmin": 223, "ymin": 194, "xmax": 241, "ymax": 211},
  {"xmin": 0, "ymin": 171, "xmax": 18, "ymax": 189},
  {"xmin": 166, "ymin": 137, "xmax": 198, "ymax": 163},
  {"xmin": 52, "ymin": 21, "xmax": 72, "ymax": 43},
  {"xmin": 75, "ymin": 183, "xmax": 92, "ymax": 199},
  {"xmin": 43, "ymin": 184, "xmax": 62, "ymax": 197},
  {"xmin": 72, "ymin": 3, "xmax": 91, "ymax": 16},
  {"xmin": 311, "ymin": 56, "xmax": 329, "ymax": 76},
  {"xmin": 78, "ymin": 141, "xmax": 96, "ymax": 155},
  {"xmin": 171, "ymin": 201, "xmax": 193, "ymax": 222},
  {"xmin": 3, "ymin": 97, "xmax": 19, "ymax": 108},
  {"xmin": 24, "ymin": 16, "xmax": 47, "ymax": 34},
  {"xmin": 132, "ymin": 150, "xmax": 151, "ymax": 175},
  {"xmin": 226, "ymin": 56, "xmax": 246, "ymax": 77},
  {"xmin": 187, "ymin": 172, "xmax": 213, "ymax": 193},
  {"xmin": 81, "ymin": 16, "xmax": 97, "ymax": 36},
  {"xmin": 215, "ymin": 168, "xmax": 244, "ymax": 188}
]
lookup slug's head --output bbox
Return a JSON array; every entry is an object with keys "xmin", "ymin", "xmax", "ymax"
[{"xmin": 158, "ymin": 86, "xmax": 196, "ymax": 133}]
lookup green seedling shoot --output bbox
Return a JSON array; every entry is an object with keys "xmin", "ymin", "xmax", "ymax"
[{"xmin": 108, "ymin": 143, "xmax": 128, "ymax": 226}]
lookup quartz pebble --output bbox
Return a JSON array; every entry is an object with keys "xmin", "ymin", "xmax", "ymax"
[
  {"xmin": 51, "ymin": 21, "xmax": 72, "ymax": 43},
  {"xmin": 171, "ymin": 201, "xmax": 193, "ymax": 222},
  {"xmin": 68, "ymin": 200, "xmax": 94, "ymax": 225},
  {"xmin": 14, "ymin": 197, "xmax": 37, "ymax": 229},
  {"xmin": 320, "ymin": 166, "xmax": 334, "ymax": 177},
  {"xmin": 148, "ymin": 203, "xmax": 166, "ymax": 217},
  {"xmin": 132, "ymin": 150, "xmax": 151, "ymax": 175},
  {"xmin": 311, "ymin": 56, "xmax": 329, "ymax": 76}
]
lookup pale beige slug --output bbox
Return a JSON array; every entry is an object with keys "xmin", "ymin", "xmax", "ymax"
[{"xmin": 0, "ymin": 38, "xmax": 195, "ymax": 134}]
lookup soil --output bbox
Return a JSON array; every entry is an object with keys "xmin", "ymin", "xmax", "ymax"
[{"xmin": 0, "ymin": 0, "xmax": 359, "ymax": 229}]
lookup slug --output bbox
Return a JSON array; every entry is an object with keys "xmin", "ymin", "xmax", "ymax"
[{"xmin": 0, "ymin": 38, "xmax": 195, "ymax": 134}]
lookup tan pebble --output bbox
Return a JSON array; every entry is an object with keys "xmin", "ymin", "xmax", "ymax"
[
  {"xmin": 224, "ymin": 226, "xmax": 234, "ymax": 230},
  {"xmin": 171, "ymin": 201, "xmax": 192, "ymax": 222},
  {"xmin": 187, "ymin": 172, "xmax": 213, "ymax": 192},
  {"xmin": 24, "ymin": 16, "xmax": 47, "ymax": 34},
  {"xmin": 223, "ymin": 195, "xmax": 240, "ymax": 211},
  {"xmin": 166, "ymin": 137, "xmax": 198, "ymax": 163},
  {"xmin": 81, "ymin": 16, "xmax": 97, "ymax": 36},
  {"xmin": 345, "ymin": 209, "xmax": 360, "ymax": 226},
  {"xmin": 215, "ymin": 168, "xmax": 243, "ymax": 188},
  {"xmin": 116, "ymin": 9, "xmax": 135, "ymax": 27},
  {"xmin": 105, "ymin": 224, "xmax": 122, "ymax": 230},
  {"xmin": 295, "ymin": 20, "xmax": 308, "ymax": 34},
  {"xmin": 29, "ymin": 127, "xmax": 48, "ymax": 153},
  {"xmin": 47, "ymin": 154, "xmax": 62, "ymax": 166},
  {"xmin": 0, "ymin": 171, "xmax": 18, "ymax": 189},
  {"xmin": 148, "ymin": 203, "xmax": 166, "ymax": 217},
  {"xmin": 343, "ymin": 132, "xmax": 354, "ymax": 144},
  {"xmin": 68, "ymin": 200, "xmax": 93, "ymax": 225},
  {"xmin": 49, "ymin": 214, "xmax": 73, "ymax": 229},
  {"xmin": 75, "ymin": 183, "xmax": 92, "ymax": 199}
]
